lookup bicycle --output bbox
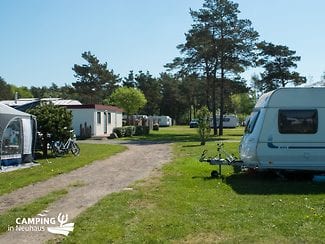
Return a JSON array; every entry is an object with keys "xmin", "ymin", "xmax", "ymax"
[{"xmin": 50, "ymin": 131, "xmax": 80, "ymax": 156}]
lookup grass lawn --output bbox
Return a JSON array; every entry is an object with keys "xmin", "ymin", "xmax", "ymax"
[
  {"xmin": 0, "ymin": 143, "xmax": 126, "ymax": 196},
  {"xmin": 61, "ymin": 126, "xmax": 325, "ymax": 243},
  {"xmin": 131, "ymin": 125, "xmax": 244, "ymax": 142}
]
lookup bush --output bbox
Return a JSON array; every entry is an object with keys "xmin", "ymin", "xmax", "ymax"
[
  {"xmin": 27, "ymin": 102, "xmax": 72, "ymax": 156},
  {"xmin": 113, "ymin": 126, "xmax": 138, "ymax": 137},
  {"xmin": 153, "ymin": 123, "xmax": 159, "ymax": 131},
  {"xmin": 113, "ymin": 127, "xmax": 126, "ymax": 138},
  {"xmin": 124, "ymin": 126, "xmax": 136, "ymax": 137},
  {"xmin": 113, "ymin": 126, "xmax": 149, "ymax": 137},
  {"xmin": 135, "ymin": 126, "xmax": 150, "ymax": 136},
  {"xmin": 197, "ymin": 106, "xmax": 211, "ymax": 145}
]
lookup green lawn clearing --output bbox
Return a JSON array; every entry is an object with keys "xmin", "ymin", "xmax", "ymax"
[
  {"xmin": 130, "ymin": 125, "xmax": 244, "ymax": 142},
  {"xmin": 61, "ymin": 127, "xmax": 325, "ymax": 243},
  {"xmin": 0, "ymin": 143, "xmax": 126, "ymax": 196}
]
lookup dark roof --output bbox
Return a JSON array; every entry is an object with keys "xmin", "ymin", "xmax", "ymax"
[
  {"xmin": 14, "ymin": 100, "xmax": 41, "ymax": 112},
  {"xmin": 65, "ymin": 104, "xmax": 123, "ymax": 113}
]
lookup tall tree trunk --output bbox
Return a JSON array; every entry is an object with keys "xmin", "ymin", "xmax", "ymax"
[
  {"xmin": 219, "ymin": 67, "xmax": 225, "ymax": 136},
  {"xmin": 205, "ymin": 60, "xmax": 211, "ymax": 110},
  {"xmin": 212, "ymin": 77, "xmax": 218, "ymax": 135}
]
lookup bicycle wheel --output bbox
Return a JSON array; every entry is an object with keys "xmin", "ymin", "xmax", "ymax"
[
  {"xmin": 71, "ymin": 142, "xmax": 80, "ymax": 156},
  {"xmin": 51, "ymin": 141, "xmax": 64, "ymax": 157}
]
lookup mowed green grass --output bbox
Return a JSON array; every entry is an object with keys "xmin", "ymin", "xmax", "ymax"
[
  {"xmin": 0, "ymin": 143, "xmax": 126, "ymax": 196},
  {"xmin": 131, "ymin": 125, "xmax": 244, "ymax": 142},
  {"xmin": 61, "ymin": 126, "xmax": 325, "ymax": 243}
]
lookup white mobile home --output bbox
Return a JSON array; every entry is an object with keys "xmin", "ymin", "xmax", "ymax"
[
  {"xmin": 149, "ymin": 115, "xmax": 172, "ymax": 127},
  {"xmin": 66, "ymin": 104, "xmax": 123, "ymax": 138},
  {"xmin": 240, "ymin": 87, "xmax": 325, "ymax": 171},
  {"xmin": 210, "ymin": 115, "xmax": 239, "ymax": 128}
]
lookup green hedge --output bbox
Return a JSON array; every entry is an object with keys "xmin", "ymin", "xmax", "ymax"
[
  {"xmin": 135, "ymin": 126, "xmax": 149, "ymax": 136},
  {"xmin": 113, "ymin": 127, "xmax": 126, "ymax": 137},
  {"xmin": 113, "ymin": 126, "xmax": 149, "ymax": 137}
]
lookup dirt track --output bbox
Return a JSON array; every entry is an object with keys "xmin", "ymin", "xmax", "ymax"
[{"xmin": 0, "ymin": 140, "xmax": 172, "ymax": 243}]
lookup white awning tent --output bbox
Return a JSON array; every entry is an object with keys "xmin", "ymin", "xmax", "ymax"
[{"xmin": 0, "ymin": 103, "xmax": 37, "ymax": 167}]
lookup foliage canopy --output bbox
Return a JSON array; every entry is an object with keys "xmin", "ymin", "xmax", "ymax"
[
  {"xmin": 255, "ymin": 41, "xmax": 306, "ymax": 92},
  {"xmin": 72, "ymin": 51, "xmax": 120, "ymax": 104},
  {"xmin": 108, "ymin": 87, "xmax": 147, "ymax": 116}
]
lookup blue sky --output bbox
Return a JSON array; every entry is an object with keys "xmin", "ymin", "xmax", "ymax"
[{"xmin": 1, "ymin": 0, "xmax": 324, "ymax": 87}]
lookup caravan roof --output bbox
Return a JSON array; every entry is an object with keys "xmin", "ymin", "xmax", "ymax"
[{"xmin": 255, "ymin": 87, "xmax": 325, "ymax": 109}]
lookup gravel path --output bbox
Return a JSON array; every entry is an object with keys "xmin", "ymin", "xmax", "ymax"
[{"xmin": 0, "ymin": 141, "xmax": 172, "ymax": 243}]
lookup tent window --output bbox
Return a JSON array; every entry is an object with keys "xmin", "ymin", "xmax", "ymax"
[
  {"xmin": 278, "ymin": 109, "xmax": 318, "ymax": 134},
  {"xmin": 2, "ymin": 118, "xmax": 22, "ymax": 156}
]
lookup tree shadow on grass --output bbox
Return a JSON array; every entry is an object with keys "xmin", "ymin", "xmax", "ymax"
[
  {"xmin": 192, "ymin": 175, "xmax": 222, "ymax": 181},
  {"xmin": 182, "ymin": 144, "xmax": 203, "ymax": 148},
  {"xmin": 224, "ymin": 171, "xmax": 325, "ymax": 195}
]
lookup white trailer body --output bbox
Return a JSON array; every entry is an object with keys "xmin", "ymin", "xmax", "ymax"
[
  {"xmin": 210, "ymin": 115, "xmax": 239, "ymax": 128},
  {"xmin": 149, "ymin": 116, "xmax": 172, "ymax": 127},
  {"xmin": 240, "ymin": 87, "xmax": 325, "ymax": 171}
]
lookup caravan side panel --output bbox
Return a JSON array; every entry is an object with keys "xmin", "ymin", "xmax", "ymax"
[{"xmin": 256, "ymin": 107, "xmax": 325, "ymax": 171}]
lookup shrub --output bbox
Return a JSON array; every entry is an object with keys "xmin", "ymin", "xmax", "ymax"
[
  {"xmin": 112, "ymin": 127, "xmax": 126, "ymax": 138},
  {"xmin": 135, "ymin": 126, "xmax": 150, "ymax": 136},
  {"xmin": 113, "ymin": 126, "xmax": 149, "ymax": 137},
  {"xmin": 197, "ymin": 106, "xmax": 211, "ymax": 145},
  {"xmin": 124, "ymin": 126, "xmax": 136, "ymax": 137}
]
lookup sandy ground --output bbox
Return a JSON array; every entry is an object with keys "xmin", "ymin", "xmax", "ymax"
[{"xmin": 0, "ymin": 140, "xmax": 172, "ymax": 244}]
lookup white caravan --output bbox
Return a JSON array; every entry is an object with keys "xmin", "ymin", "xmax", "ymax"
[
  {"xmin": 149, "ymin": 116, "xmax": 172, "ymax": 127},
  {"xmin": 240, "ymin": 87, "xmax": 325, "ymax": 171},
  {"xmin": 210, "ymin": 115, "xmax": 239, "ymax": 128}
]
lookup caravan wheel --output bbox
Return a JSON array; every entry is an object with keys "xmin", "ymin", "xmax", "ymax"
[{"xmin": 211, "ymin": 170, "xmax": 219, "ymax": 178}]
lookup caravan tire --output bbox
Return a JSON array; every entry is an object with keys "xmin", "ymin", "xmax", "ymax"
[{"xmin": 211, "ymin": 170, "xmax": 219, "ymax": 178}]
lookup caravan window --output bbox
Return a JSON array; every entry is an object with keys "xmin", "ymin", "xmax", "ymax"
[
  {"xmin": 278, "ymin": 109, "xmax": 318, "ymax": 134},
  {"xmin": 245, "ymin": 111, "xmax": 260, "ymax": 134}
]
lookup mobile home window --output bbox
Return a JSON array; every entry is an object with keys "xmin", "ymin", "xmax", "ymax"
[
  {"xmin": 97, "ymin": 112, "xmax": 101, "ymax": 124},
  {"xmin": 278, "ymin": 109, "xmax": 318, "ymax": 134},
  {"xmin": 108, "ymin": 112, "xmax": 111, "ymax": 124}
]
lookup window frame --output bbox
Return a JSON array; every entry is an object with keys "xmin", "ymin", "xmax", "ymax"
[
  {"xmin": 278, "ymin": 109, "xmax": 318, "ymax": 134},
  {"xmin": 107, "ymin": 112, "xmax": 111, "ymax": 124},
  {"xmin": 97, "ymin": 112, "xmax": 101, "ymax": 124},
  {"xmin": 245, "ymin": 110, "xmax": 260, "ymax": 134}
]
